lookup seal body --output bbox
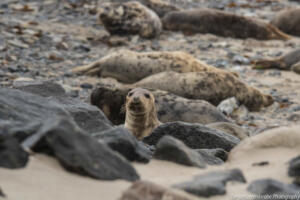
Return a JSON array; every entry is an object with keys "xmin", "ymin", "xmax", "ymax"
[
  {"xmin": 162, "ymin": 8, "xmax": 290, "ymax": 40},
  {"xmin": 124, "ymin": 88, "xmax": 160, "ymax": 140},
  {"xmin": 90, "ymin": 83, "xmax": 230, "ymax": 125},
  {"xmin": 254, "ymin": 49, "xmax": 300, "ymax": 74},
  {"xmin": 271, "ymin": 8, "xmax": 300, "ymax": 36},
  {"xmin": 134, "ymin": 71, "xmax": 273, "ymax": 111},
  {"xmin": 72, "ymin": 50, "xmax": 224, "ymax": 83},
  {"xmin": 111, "ymin": 0, "xmax": 180, "ymax": 17},
  {"xmin": 99, "ymin": 1, "xmax": 162, "ymax": 38}
]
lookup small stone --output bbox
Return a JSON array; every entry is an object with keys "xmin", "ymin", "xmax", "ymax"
[
  {"xmin": 173, "ymin": 169, "xmax": 246, "ymax": 197},
  {"xmin": 217, "ymin": 97, "xmax": 240, "ymax": 116},
  {"xmin": 232, "ymin": 55, "xmax": 250, "ymax": 65},
  {"xmin": 80, "ymin": 83, "xmax": 93, "ymax": 89}
]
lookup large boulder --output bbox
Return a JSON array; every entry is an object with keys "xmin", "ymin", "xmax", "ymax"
[
  {"xmin": 153, "ymin": 136, "xmax": 223, "ymax": 167},
  {"xmin": 15, "ymin": 81, "xmax": 112, "ymax": 134},
  {"xmin": 93, "ymin": 127, "xmax": 152, "ymax": 163},
  {"xmin": 143, "ymin": 122, "xmax": 240, "ymax": 152},
  {"xmin": 25, "ymin": 117, "xmax": 139, "ymax": 181},
  {"xmin": 173, "ymin": 169, "xmax": 246, "ymax": 197}
]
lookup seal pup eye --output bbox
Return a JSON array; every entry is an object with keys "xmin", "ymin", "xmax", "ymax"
[
  {"xmin": 144, "ymin": 93, "xmax": 150, "ymax": 99},
  {"xmin": 128, "ymin": 92, "xmax": 133, "ymax": 97}
]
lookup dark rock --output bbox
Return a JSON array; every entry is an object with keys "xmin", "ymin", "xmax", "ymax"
[
  {"xmin": 154, "ymin": 136, "xmax": 207, "ymax": 168},
  {"xmin": 143, "ymin": 122, "xmax": 240, "ymax": 152},
  {"xmin": 252, "ymin": 161, "xmax": 269, "ymax": 166},
  {"xmin": 196, "ymin": 148, "xmax": 228, "ymax": 161},
  {"xmin": 93, "ymin": 127, "xmax": 152, "ymax": 163},
  {"xmin": 0, "ymin": 134, "xmax": 29, "ymax": 169},
  {"xmin": 247, "ymin": 179, "xmax": 300, "ymax": 200},
  {"xmin": 288, "ymin": 155, "xmax": 300, "ymax": 184},
  {"xmin": 0, "ymin": 187, "xmax": 5, "ymax": 197},
  {"xmin": 80, "ymin": 83, "xmax": 93, "ymax": 89},
  {"xmin": 120, "ymin": 180, "xmax": 198, "ymax": 200},
  {"xmin": 26, "ymin": 118, "xmax": 139, "ymax": 181},
  {"xmin": 14, "ymin": 81, "xmax": 112, "ymax": 134},
  {"xmin": 195, "ymin": 149, "xmax": 224, "ymax": 165},
  {"xmin": 173, "ymin": 169, "xmax": 246, "ymax": 197}
]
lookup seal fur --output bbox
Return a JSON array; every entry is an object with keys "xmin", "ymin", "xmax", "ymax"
[
  {"xmin": 162, "ymin": 8, "xmax": 290, "ymax": 40},
  {"xmin": 124, "ymin": 88, "xmax": 160, "ymax": 140},
  {"xmin": 99, "ymin": 1, "xmax": 162, "ymax": 38},
  {"xmin": 134, "ymin": 71, "xmax": 274, "ymax": 111},
  {"xmin": 72, "ymin": 50, "xmax": 228, "ymax": 83}
]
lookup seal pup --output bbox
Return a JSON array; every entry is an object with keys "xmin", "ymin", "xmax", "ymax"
[
  {"xmin": 99, "ymin": 1, "xmax": 162, "ymax": 38},
  {"xmin": 111, "ymin": 0, "xmax": 180, "ymax": 17},
  {"xmin": 162, "ymin": 8, "xmax": 290, "ymax": 40},
  {"xmin": 134, "ymin": 71, "xmax": 274, "ymax": 111},
  {"xmin": 124, "ymin": 88, "xmax": 161, "ymax": 140},
  {"xmin": 90, "ymin": 83, "xmax": 230, "ymax": 125},
  {"xmin": 72, "ymin": 50, "xmax": 228, "ymax": 83},
  {"xmin": 254, "ymin": 49, "xmax": 300, "ymax": 75},
  {"xmin": 271, "ymin": 8, "xmax": 300, "ymax": 37}
]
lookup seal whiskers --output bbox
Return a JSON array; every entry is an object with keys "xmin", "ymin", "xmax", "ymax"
[{"xmin": 124, "ymin": 88, "xmax": 160, "ymax": 140}]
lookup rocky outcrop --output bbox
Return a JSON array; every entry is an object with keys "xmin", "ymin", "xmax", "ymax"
[
  {"xmin": 173, "ymin": 169, "xmax": 246, "ymax": 197},
  {"xmin": 247, "ymin": 179, "xmax": 300, "ymax": 200},
  {"xmin": 93, "ymin": 126, "xmax": 152, "ymax": 163},
  {"xmin": 25, "ymin": 118, "xmax": 140, "ymax": 181},
  {"xmin": 143, "ymin": 122, "xmax": 240, "ymax": 151},
  {"xmin": 154, "ymin": 136, "xmax": 224, "ymax": 167}
]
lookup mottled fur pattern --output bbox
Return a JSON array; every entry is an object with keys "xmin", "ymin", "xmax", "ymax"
[
  {"xmin": 124, "ymin": 88, "xmax": 160, "ymax": 140},
  {"xmin": 162, "ymin": 8, "xmax": 290, "ymax": 40},
  {"xmin": 134, "ymin": 71, "xmax": 273, "ymax": 111},
  {"xmin": 72, "ymin": 50, "xmax": 227, "ymax": 83},
  {"xmin": 112, "ymin": 0, "xmax": 180, "ymax": 17},
  {"xmin": 99, "ymin": 1, "xmax": 162, "ymax": 38},
  {"xmin": 271, "ymin": 8, "xmax": 300, "ymax": 36}
]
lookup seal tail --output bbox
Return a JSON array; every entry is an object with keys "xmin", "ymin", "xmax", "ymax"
[
  {"xmin": 267, "ymin": 24, "xmax": 291, "ymax": 41},
  {"xmin": 72, "ymin": 61, "xmax": 101, "ymax": 76}
]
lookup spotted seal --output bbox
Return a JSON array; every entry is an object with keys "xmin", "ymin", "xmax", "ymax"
[
  {"xmin": 134, "ymin": 71, "xmax": 274, "ymax": 111},
  {"xmin": 162, "ymin": 8, "xmax": 290, "ymax": 40},
  {"xmin": 124, "ymin": 88, "xmax": 161, "ymax": 140},
  {"xmin": 72, "ymin": 50, "xmax": 228, "ymax": 83},
  {"xmin": 99, "ymin": 1, "xmax": 162, "ymax": 38}
]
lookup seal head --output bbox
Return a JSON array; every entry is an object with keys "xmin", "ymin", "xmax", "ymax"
[{"xmin": 124, "ymin": 88, "xmax": 160, "ymax": 140}]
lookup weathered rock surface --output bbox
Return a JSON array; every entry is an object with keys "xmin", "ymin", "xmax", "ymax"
[
  {"xmin": 143, "ymin": 122, "xmax": 240, "ymax": 152},
  {"xmin": 247, "ymin": 179, "xmax": 300, "ymax": 200},
  {"xmin": 173, "ymin": 169, "xmax": 246, "ymax": 197},
  {"xmin": 154, "ymin": 136, "xmax": 217, "ymax": 168},
  {"xmin": 207, "ymin": 122, "xmax": 249, "ymax": 140},
  {"xmin": 93, "ymin": 127, "xmax": 152, "ymax": 163},
  {"xmin": 15, "ymin": 81, "xmax": 112, "ymax": 133},
  {"xmin": 25, "ymin": 118, "xmax": 139, "ymax": 181},
  {"xmin": 196, "ymin": 148, "xmax": 228, "ymax": 162},
  {"xmin": 0, "ymin": 134, "xmax": 29, "ymax": 169},
  {"xmin": 288, "ymin": 155, "xmax": 300, "ymax": 184},
  {"xmin": 119, "ymin": 180, "xmax": 200, "ymax": 200},
  {"xmin": 195, "ymin": 149, "xmax": 225, "ymax": 165}
]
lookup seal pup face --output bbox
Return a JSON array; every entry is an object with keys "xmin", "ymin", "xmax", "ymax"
[{"xmin": 125, "ymin": 88, "xmax": 160, "ymax": 140}]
